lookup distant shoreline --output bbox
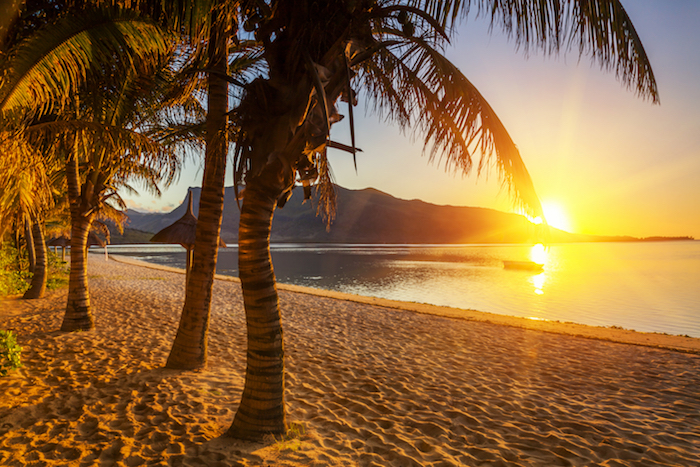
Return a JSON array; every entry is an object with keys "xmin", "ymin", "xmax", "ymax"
[
  {"xmin": 106, "ymin": 230, "xmax": 696, "ymax": 246},
  {"xmin": 631, "ymin": 236, "xmax": 696, "ymax": 242}
]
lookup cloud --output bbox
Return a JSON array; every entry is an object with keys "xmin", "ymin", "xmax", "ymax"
[{"xmin": 124, "ymin": 198, "xmax": 176, "ymax": 213}]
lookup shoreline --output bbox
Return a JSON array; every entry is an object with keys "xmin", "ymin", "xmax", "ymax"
[
  {"xmin": 2, "ymin": 254, "xmax": 699, "ymax": 466},
  {"xmin": 110, "ymin": 254, "xmax": 700, "ymax": 354}
]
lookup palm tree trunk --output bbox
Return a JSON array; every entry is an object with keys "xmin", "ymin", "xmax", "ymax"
[
  {"xmin": 23, "ymin": 218, "xmax": 47, "ymax": 299},
  {"xmin": 166, "ymin": 11, "xmax": 228, "ymax": 370},
  {"xmin": 24, "ymin": 218, "xmax": 35, "ymax": 273},
  {"xmin": 62, "ymin": 214, "xmax": 93, "ymax": 331},
  {"xmin": 227, "ymin": 161, "xmax": 289, "ymax": 440},
  {"xmin": 13, "ymin": 228, "xmax": 20, "ymax": 250},
  {"xmin": 61, "ymin": 150, "xmax": 95, "ymax": 332}
]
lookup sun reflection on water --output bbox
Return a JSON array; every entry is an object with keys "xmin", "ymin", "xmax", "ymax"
[
  {"xmin": 530, "ymin": 272, "xmax": 546, "ymax": 295},
  {"xmin": 530, "ymin": 243, "xmax": 548, "ymax": 265},
  {"xmin": 529, "ymin": 244, "xmax": 548, "ymax": 295}
]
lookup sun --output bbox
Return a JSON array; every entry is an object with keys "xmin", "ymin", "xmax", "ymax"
[{"xmin": 541, "ymin": 201, "xmax": 573, "ymax": 232}]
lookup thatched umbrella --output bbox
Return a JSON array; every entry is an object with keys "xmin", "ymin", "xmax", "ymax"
[
  {"xmin": 47, "ymin": 236, "xmax": 70, "ymax": 261},
  {"xmin": 47, "ymin": 232, "xmax": 106, "ymax": 261},
  {"xmin": 150, "ymin": 191, "xmax": 226, "ymax": 284}
]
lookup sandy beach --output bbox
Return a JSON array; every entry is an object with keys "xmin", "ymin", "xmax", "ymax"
[{"xmin": 1, "ymin": 254, "xmax": 699, "ymax": 466}]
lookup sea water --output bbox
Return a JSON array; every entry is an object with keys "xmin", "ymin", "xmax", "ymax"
[{"xmin": 106, "ymin": 241, "xmax": 700, "ymax": 338}]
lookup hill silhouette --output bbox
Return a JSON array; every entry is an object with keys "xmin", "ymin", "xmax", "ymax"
[{"xmin": 122, "ymin": 185, "xmax": 636, "ymax": 244}]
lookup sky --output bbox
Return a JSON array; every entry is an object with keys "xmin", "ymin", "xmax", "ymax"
[{"xmin": 123, "ymin": 1, "xmax": 700, "ymax": 239}]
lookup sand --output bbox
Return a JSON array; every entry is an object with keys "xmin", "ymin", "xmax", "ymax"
[{"xmin": 1, "ymin": 254, "xmax": 699, "ymax": 466}]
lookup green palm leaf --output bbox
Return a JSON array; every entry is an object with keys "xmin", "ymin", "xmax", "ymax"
[
  {"xmin": 0, "ymin": 132, "xmax": 54, "ymax": 224},
  {"xmin": 421, "ymin": 0, "xmax": 658, "ymax": 100},
  {"xmin": 0, "ymin": 8, "xmax": 173, "ymax": 117},
  {"xmin": 357, "ymin": 32, "xmax": 543, "ymax": 217}
]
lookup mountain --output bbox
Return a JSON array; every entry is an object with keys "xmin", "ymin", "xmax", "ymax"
[
  {"xmin": 124, "ymin": 185, "xmax": 558, "ymax": 244},
  {"xmin": 121, "ymin": 185, "xmax": 613, "ymax": 244}
]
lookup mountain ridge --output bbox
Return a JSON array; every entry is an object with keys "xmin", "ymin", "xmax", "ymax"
[
  {"xmin": 124, "ymin": 185, "xmax": 554, "ymax": 244},
  {"xmin": 119, "ymin": 185, "xmax": 685, "ymax": 245}
]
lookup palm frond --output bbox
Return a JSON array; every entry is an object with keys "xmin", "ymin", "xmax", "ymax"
[
  {"xmin": 304, "ymin": 51, "xmax": 332, "ymax": 139},
  {"xmin": 358, "ymin": 33, "xmax": 543, "ymax": 217},
  {"xmin": 373, "ymin": 4, "xmax": 450, "ymax": 41},
  {"xmin": 314, "ymin": 149, "xmax": 337, "ymax": 227},
  {"xmin": 0, "ymin": 8, "xmax": 174, "ymax": 117},
  {"xmin": 422, "ymin": 0, "xmax": 658, "ymax": 101},
  {"xmin": 343, "ymin": 54, "xmax": 358, "ymax": 171},
  {"xmin": 94, "ymin": 200, "xmax": 128, "ymax": 235},
  {"xmin": 0, "ymin": 132, "xmax": 55, "ymax": 224},
  {"xmin": 229, "ymin": 40, "xmax": 268, "ymax": 82},
  {"xmin": 27, "ymin": 119, "xmax": 181, "ymax": 191},
  {"xmin": 134, "ymin": 0, "xmax": 215, "ymax": 40},
  {"xmin": 151, "ymin": 120, "xmax": 206, "ymax": 149}
]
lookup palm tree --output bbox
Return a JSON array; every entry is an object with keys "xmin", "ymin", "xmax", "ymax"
[
  {"xmin": 164, "ymin": 2, "xmax": 233, "ymax": 369},
  {"xmin": 1, "ymin": 3, "xmax": 182, "ymax": 329},
  {"xmin": 162, "ymin": 11, "xmax": 265, "ymax": 370},
  {"xmin": 24, "ymin": 217, "xmax": 35, "ymax": 274},
  {"xmin": 161, "ymin": 4, "xmax": 266, "ymax": 371},
  {"xmin": 0, "ymin": 131, "xmax": 56, "ymax": 298},
  {"xmin": 56, "ymin": 67, "xmax": 182, "ymax": 331},
  {"xmin": 220, "ymin": 0, "xmax": 658, "ymax": 440},
  {"xmin": 22, "ymin": 216, "xmax": 47, "ymax": 298},
  {"xmin": 23, "ymin": 153, "xmax": 64, "ymax": 299}
]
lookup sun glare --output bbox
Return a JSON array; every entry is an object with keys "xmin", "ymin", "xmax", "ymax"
[
  {"xmin": 541, "ymin": 201, "xmax": 572, "ymax": 232},
  {"xmin": 530, "ymin": 243, "xmax": 548, "ymax": 265}
]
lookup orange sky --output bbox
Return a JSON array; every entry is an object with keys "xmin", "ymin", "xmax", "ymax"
[{"xmin": 124, "ymin": 1, "xmax": 700, "ymax": 239}]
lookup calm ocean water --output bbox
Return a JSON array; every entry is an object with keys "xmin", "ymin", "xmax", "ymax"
[{"xmin": 107, "ymin": 241, "xmax": 700, "ymax": 338}]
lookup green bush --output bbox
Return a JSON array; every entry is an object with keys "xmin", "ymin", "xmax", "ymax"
[
  {"xmin": 46, "ymin": 249, "xmax": 69, "ymax": 290},
  {"xmin": 0, "ymin": 243, "xmax": 69, "ymax": 295},
  {"xmin": 0, "ymin": 330, "xmax": 22, "ymax": 376},
  {"xmin": 0, "ymin": 244, "xmax": 30, "ymax": 296}
]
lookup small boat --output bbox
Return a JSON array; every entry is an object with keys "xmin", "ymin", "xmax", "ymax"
[{"xmin": 503, "ymin": 260, "xmax": 544, "ymax": 271}]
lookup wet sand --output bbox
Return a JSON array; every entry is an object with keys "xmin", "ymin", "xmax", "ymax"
[{"xmin": 1, "ymin": 254, "xmax": 699, "ymax": 466}]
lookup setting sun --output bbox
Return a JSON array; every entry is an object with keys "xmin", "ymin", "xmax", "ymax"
[{"xmin": 541, "ymin": 201, "xmax": 573, "ymax": 233}]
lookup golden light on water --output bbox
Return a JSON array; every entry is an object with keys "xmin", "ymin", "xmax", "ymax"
[
  {"xmin": 531, "ymin": 273, "xmax": 545, "ymax": 295},
  {"xmin": 529, "ymin": 244, "xmax": 547, "ymax": 295},
  {"xmin": 529, "ymin": 243, "xmax": 547, "ymax": 265}
]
